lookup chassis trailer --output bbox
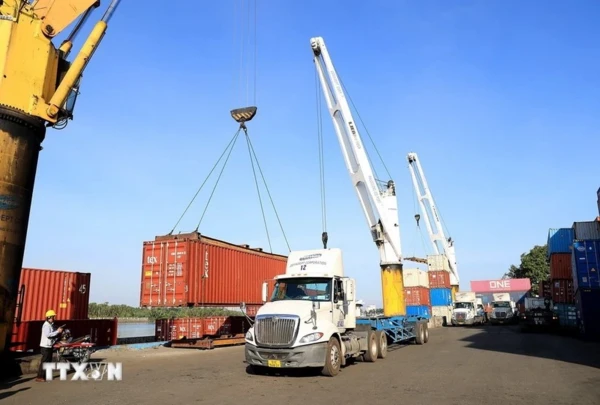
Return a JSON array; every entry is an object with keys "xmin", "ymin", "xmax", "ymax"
[{"xmin": 245, "ymin": 312, "xmax": 430, "ymax": 376}]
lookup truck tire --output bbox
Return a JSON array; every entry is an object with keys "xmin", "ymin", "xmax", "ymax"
[
  {"xmin": 376, "ymin": 330, "xmax": 387, "ymax": 359},
  {"xmin": 423, "ymin": 323, "xmax": 429, "ymax": 344},
  {"xmin": 363, "ymin": 331, "xmax": 378, "ymax": 363},
  {"xmin": 415, "ymin": 323, "xmax": 425, "ymax": 345},
  {"xmin": 321, "ymin": 337, "xmax": 342, "ymax": 377}
]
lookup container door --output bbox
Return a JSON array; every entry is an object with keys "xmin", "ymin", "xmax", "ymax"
[
  {"xmin": 141, "ymin": 242, "xmax": 164, "ymax": 307},
  {"xmin": 164, "ymin": 241, "xmax": 189, "ymax": 306}
]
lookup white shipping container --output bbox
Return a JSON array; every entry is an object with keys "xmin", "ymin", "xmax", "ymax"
[
  {"xmin": 455, "ymin": 291, "xmax": 476, "ymax": 302},
  {"xmin": 427, "ymin": 254, "xmax": 450, "ymax": 271},
  {"xmin": 403, "ymin": 268, "xmax": 430, "ymax": 288},
  {"xmin": 492, "ymin": 292, "xmax": 511, "ymax": 302},
  {"xmin": 432, "ymin": 305, "xmax": 453, "ymax": 318},
  {"xmin": 572, "ymin": 221, "xmax": 600, "ymax": 240}
]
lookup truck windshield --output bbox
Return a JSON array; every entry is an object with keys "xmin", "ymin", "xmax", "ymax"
[
  {"xmin": 453, "ymin": 302, "xmax": 473, "ymax": 309},
  {"xmin": 493, "ymin": 302, "xmax": 510, "ymax": 308},
  {"xmin": 270, "ymin": 278, "xmax": 332, "ymax": 302}
]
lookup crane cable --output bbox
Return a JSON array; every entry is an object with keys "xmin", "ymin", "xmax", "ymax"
[
  {"xmin": 168, "ymin": 0, "xmax": 290, "ymax": 253},
  {"xmin": 315, "ymin": 67, "xmax": 327, "ymax": 240}
]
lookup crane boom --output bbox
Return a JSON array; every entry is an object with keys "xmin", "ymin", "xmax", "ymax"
[
  {"xmin": 407, "ymin": 152, "xmax": 459, "ymax": 286},
  {"xmin": 310, "ymin": 37, "xmax": 402, "ymax": 266}
]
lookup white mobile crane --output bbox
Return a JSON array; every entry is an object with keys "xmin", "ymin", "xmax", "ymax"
[
  {"xmin": 244, "ymin": 37, "xmax": 429, "ymax": 377},
  {"xmin": 407, "ymin": 152, "xmax": 460, "ymax": 288}
]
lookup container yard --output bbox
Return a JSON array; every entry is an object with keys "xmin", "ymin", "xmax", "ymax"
[{"xmin": 1, "ymin": 2, "xmax": 600, "ymax": 405}]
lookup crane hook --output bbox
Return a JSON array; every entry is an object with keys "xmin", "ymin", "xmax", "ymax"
[
  {"xmin": 415, "ymin": 214, "xmax": 421, "ymax": 227},
  {"xmin": 322, "ymin": 232, "xmax": 328, "ymax": 249}
]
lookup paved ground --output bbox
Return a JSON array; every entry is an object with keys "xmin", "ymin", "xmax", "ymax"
[{"xmin": 2, "ymin": 325, "xmax": 599, "ymax": 405}]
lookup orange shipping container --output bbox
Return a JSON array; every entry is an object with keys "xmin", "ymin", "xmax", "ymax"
[
  {"xmin": 140, "ymin": 232, "xmax": 287, "ymax": 307},
  {"xmin": 10, "ymin": 318, "xmax": 117, "ymax": 352},
  {"xmin": 550, "ymin": 254, "xmax": 572, "ymax": 280},
  {"xmin": 16, "ymin": 268, "xmax": 91, "ymax": 322},
  {"xmin": 404, "ymin": 287, "xmax": 431, "ymax": 306},
  {"xmin": 428, "ymin": 271, "xmax": 451, "ymax": 289}
]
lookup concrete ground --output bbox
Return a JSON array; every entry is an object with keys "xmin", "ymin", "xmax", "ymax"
[{"xmin": 2, "ymin": 325, "xmax": 599, "ymax": 405}]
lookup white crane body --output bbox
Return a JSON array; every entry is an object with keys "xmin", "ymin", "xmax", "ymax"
[{"xmin": 407, "ymin": 152, "xmax": 459, "ymax": 286}]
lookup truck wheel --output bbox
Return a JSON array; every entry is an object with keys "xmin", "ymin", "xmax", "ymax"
[
  {"xmin": 423, "ymin": 323, "xmax": 429, "ymax": 344},
  {"xmin": 376, "ymin": 331, "xmax": 387, "ymax": 359},
  {"xmin": 415, "ymin": 323, "xmax": 425, "ymax": 345},
  {"xmin": 363, "ymin": 331, "xmax": 378, "ymax": 363},
  {"xmin": 321, "ymin": 337, "xmax": 342, "ymax": 377}
]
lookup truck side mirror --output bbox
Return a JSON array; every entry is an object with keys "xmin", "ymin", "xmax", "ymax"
[{"xmin": 261, "ymin": 282, "xmax": 268, "ymax": 302}]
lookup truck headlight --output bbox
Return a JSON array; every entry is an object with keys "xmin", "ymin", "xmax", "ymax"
[
  {"xmin": 245, "ymin": 330, "xmax": 253, "ymax": 342},
  {"xmin": 299, "ymin": 332, "xmax": 323, "ymax": 343}
]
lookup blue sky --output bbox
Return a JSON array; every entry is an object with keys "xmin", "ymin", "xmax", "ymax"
[{"xmin": 22, "ymin": 0, "xmax": 600, "ymax": 307}]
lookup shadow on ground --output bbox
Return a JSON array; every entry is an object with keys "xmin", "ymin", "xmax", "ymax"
[
  {"xmin": 0, "ymin": 387, "xmax": 31, "ymax": 400},
  {"xmin": 459, "ymin": 324, "xmax": 600, "ymax": 369}
]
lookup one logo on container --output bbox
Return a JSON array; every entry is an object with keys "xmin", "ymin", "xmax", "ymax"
[{"xmin": 0, "ymin": 195, "xmax": 19, "ymax": 210}]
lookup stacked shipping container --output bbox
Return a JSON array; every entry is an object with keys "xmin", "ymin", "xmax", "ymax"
[
  {"xmin": 570, "ymin": 220, "xmax": 600, "ymax": 338},
  {"xmin": 426, "ymin": 255, "xmax": 452, "ymax": 323},
  {"xmin": 403, "ymin": 268, "xmax": 430, "ymax": 317},
  {"xmin": 140, "ymin": 232, "xmax": 288, "ymax": 308},
  {"xmin": 546, "ymin": 228, "xmax": 576, "ymax": 329}
]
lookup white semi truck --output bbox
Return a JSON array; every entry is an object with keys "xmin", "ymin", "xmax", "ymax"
[
  {"xmin": 451, "ymin": 291, "xmax": 486, "ymax": 326},
  {"xmin": 489, "ymin": 292, "xmax": 518, "ymax": 325},
  {"xmin": 243, "ymin": 36, "xmax": 430, "ymax": 377}
]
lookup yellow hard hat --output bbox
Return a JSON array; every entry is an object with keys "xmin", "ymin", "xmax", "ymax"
[{"xmin": 45, "ymin": 310, "xmax": 56, "ymax": 318}]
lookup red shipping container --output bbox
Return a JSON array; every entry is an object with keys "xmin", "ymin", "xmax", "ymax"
[
  {"xmin": 10, "ymin": 318, "xmax": 117, "ymax": 352},
  {"xmin": 140, "ymin": 232, "xmax": 287, "ymax": 307},
  {"xmin": 551, "ymin": 279, "xmax": 575, "ymax": 304},
  {"xmin": 539, "ymin": 280, "xmax": 552, "ymax": 298},
  {"xmin": 550, "ymin": 254, "xmax": 572, "ymax": 280},
  {"xmin": 16, "ymin": 268, "xmax": 91, "ymax": 322},
  {"xmin": 428, "ymin": 271, "xmax": 451, "ymax": 289},
  {"xmin": 404, "ymin": 287, "xmax": 430, "ymax": 306},
  {"xmin": 154, "ymin": 315, "xmax": 251, "ymax": 341}
]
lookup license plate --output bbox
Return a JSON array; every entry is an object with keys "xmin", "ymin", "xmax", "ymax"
[{"xmin": 267, "ymin": 360, "xmax": 281, "ymax": 368}]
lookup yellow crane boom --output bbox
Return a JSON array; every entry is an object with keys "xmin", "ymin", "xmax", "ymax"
[{"xmin": 0, "ymin": 0, "xmax": 120, "ymax": 356}]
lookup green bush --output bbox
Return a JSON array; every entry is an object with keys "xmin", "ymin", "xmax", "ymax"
[{"xmin": 88, "ymin": 302, "xmax": 241, "ymax": 321}]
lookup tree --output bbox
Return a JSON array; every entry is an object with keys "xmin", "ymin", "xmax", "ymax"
[{"xmin": 504, "ymin": 244, "xmax": 549, "ymax": 295}]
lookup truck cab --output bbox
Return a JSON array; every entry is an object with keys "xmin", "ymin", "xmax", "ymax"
[
  {"xmin": 519, "ymin": 297, "xmax": 559, "ymax": 332},
  {"xmin": 489, "ymin": 292, "xmax": 518, "ymax": 325},
  {"xmin": 244, "ymin": 248, "xmax": 386, "ymax": 377},
  {"xmin": 451, "ymin": 291, "xmax": 485, "ymax": 326}
]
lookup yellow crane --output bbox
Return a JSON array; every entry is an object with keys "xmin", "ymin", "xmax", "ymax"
[{"xmin": 0, "ymin": 0, "xmax": 120, "ymax": 354}]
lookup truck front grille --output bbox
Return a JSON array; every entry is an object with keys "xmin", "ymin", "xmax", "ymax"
[
  {"xmin": 496, "ymin": 312, "xmax": 507, "ymax": 318},
  {"xmin": 456, "ymin": 313, "xmax": 465, "ymax": 320},
  {"xmin": 255, "ymin": 315, "xmax": 299, "ymax": 347}
]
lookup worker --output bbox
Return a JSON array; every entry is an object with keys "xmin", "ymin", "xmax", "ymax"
[{"xmin": 35, "ymin": 310, "xmax": 63, "ymax": 382}]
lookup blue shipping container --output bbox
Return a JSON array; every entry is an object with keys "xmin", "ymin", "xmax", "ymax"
[
  {"xmin": 554, "ymin": 303, "xmax": 578, "ymax": 328},
  {"xmin": 430, "ymin": 288, "xmax": 452, "ymax": 306},
  {"xmin": 406, "ymin": 305, "xmax": 430, "ymax": 318},
  {"xmin": 547, "ymin": 228, "xmax": 575, "ymax": 257},
  {"xmin": 571, "ymin": 240, "xmax": 600, "ymax": 291},
  {"xmin": 575, "ymin": 289, "xmax": 600, "ymax": 338}
]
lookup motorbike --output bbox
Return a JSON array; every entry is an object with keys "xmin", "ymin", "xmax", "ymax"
[{"xmin": 53, "ymin": 327, "xmax": 96, "ymax": 364}]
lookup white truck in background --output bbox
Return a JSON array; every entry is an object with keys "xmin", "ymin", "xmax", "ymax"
[
  {"xmin": 451, "ymin": 291, "xmax": 486, "ymax": 326},
  {"xmin": 489, "ymin": 292, "xmax": 518, "ymax": 325}
]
